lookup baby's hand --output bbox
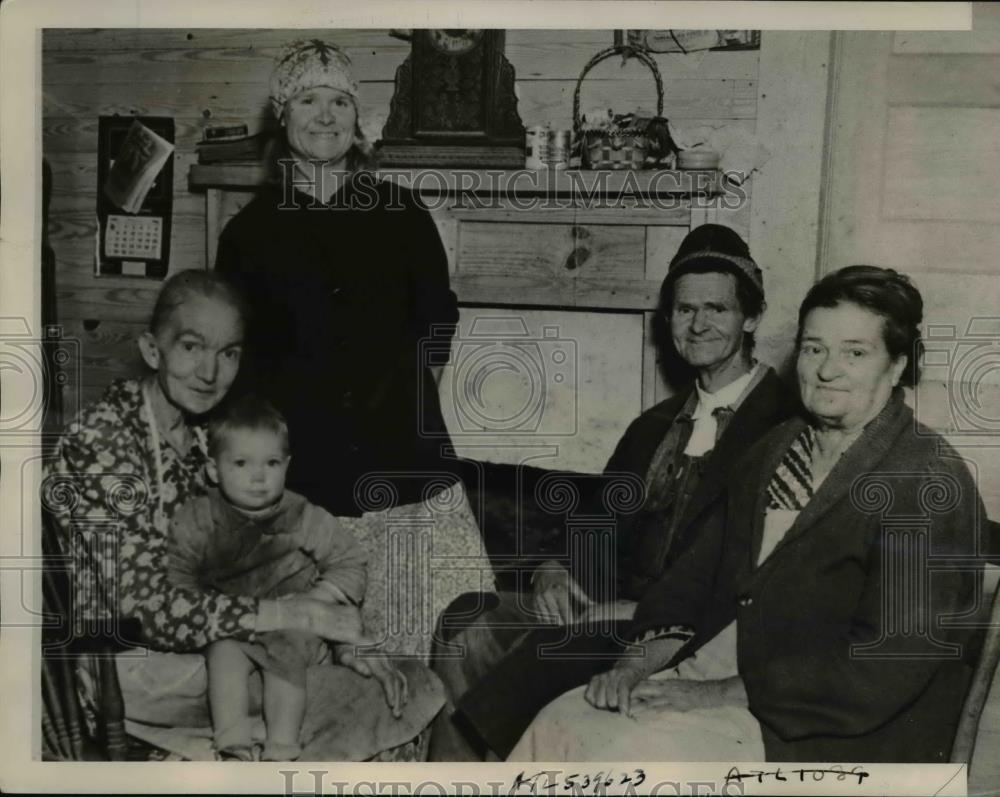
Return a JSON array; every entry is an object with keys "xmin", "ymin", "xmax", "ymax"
[
  {"xmin": 304, "ymin": 580, "xmax": 350, "ymax": 605},
  {"xmin": 334, "ymin": 644, "xmax": 408, "ymax": 719}
]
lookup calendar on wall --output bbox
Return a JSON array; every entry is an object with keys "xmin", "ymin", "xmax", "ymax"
[{"xmin": 96, "ymin": 115, "xmax": 174, "ymax": 278}]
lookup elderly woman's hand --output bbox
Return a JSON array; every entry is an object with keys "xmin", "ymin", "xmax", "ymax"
[
  {"xmin": 334, "ymin": 644, "xmax": 409, "ymax": 719},
  {"xmin": 585, "ymin": 661, "xmax": 646, "ymax": 716},
  {"xmin": 585, "ymin": 636, "xmax": 690, "ymax": 716},
  {"xmin": 629, "ymin": 675, "xmax": 748, "ymax": 717},
  {"xmin": 260, "ymin": 597, "xmax": 371, "ymax": 645},
  {"xmin": 299, "ymin": 599, "xmax": 370, "ymax": 644}
]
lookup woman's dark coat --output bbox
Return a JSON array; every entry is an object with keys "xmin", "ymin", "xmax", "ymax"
[
  {"xmin": 216, "ymin": 172, "xmax": 459, "ymax": 515},
  {"xmin": 631, "ymin": 391, "xmax": 987, "ymax": 762}
]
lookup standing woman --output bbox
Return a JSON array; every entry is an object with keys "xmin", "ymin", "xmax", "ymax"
[
  {"xmin": 215, "ymin": 40, "xmax": 492, "ymax": 659},
  {"xmin": 215, "ymin": 39, "xmax": 460, "ymax": 517}
]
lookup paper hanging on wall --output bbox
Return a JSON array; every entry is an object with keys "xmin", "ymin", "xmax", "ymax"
[
  {"xmin": 625, "ymin": 30, "xmax": 760, "ymax": 53},
  {"xmin": 102, "ymin": 119, "xmax": 175, "ymax": 214}
]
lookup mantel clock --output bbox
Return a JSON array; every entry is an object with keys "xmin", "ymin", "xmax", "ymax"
[{"xmin": 380, "ymin": 29, "xmax": 525, "ymax": 168}]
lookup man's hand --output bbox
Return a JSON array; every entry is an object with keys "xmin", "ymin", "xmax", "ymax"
[
  {"xmin": 584, "ymin": 661, "xmax": 646, "ymax": 717},
  {"xmin": 580, "ymin": 599, "xmax": 638, "ymax": 625},
  {"xmin": 531, "ymin": 560, "xmax": 592, "ymax": 625},
  {"xmin": 335, "ymin": 644, "xmax": 409, "ymax": 719}
]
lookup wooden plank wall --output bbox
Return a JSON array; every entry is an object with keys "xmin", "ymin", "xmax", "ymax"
[{"xmin": 42, "ymin": 28, "xmax": 759, "ymax": 421}]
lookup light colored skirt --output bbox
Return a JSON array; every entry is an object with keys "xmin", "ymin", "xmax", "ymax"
[
  {"xmin": 114, "ymin": 651, "xmax": 441, "ymax": 761},
  {"xmin": 507, "ymin": 621, "xmax": 765, "ymax": 762}
]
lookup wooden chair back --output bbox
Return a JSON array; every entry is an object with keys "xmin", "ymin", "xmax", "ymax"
[{"xmin": 951, "ymin": 520, "xmax": 1000, "ymax": 789}]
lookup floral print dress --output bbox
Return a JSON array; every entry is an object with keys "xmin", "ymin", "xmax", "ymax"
[
  {"xmin": 42, "ymin": 378, "xmax": 446, "ymax": 761},
  {"xmin": 44, "ymin": 379, "xmax": 259, "ymax": 649}
]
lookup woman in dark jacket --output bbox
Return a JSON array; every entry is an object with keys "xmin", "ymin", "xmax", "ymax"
[
  {"xmin": 215, "ymin": 40, "xmax": 492, "ymax": 668},
  {"xmin": 215, "ymin": 39, "xmax": 460, "ymax": 517},
  {"xmin": 512, "ymin": 266, "xmax": 985, "ymax": 763}
]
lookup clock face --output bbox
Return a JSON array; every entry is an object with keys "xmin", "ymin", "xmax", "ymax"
[{"xmin": 428, "ymin": 29, "xmax": 483, "ymax": 55}]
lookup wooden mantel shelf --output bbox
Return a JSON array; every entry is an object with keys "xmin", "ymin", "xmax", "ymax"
[
  {"xmin": 192, "ymin": 162, "xmax": 725, "ymax": 320},
  {"xmin": 188, "ymin": 163, "xmax": 722, "ymax": 197}
]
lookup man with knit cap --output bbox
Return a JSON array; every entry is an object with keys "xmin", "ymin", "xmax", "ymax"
[{"xmin": 429, "ymin": 224, "xmax": 797, "ymax": 760}]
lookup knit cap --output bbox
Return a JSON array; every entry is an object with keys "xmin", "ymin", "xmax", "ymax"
[
  {"xmin": 269, "ymin": 39, "xmax": 359, "ymax": 118},
  {"xmin": 666, "ymin": 224, "xmax": 763, "ymax": 298}
]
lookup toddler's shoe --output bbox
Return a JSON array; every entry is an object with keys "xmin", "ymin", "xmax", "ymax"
[
  {"xmin": 260, "ymin": 740, "xmax": 302, "ymax": 761},
  {"xmin": 216, "ymin": 743, "xmax": 260, "ymax": 762}
]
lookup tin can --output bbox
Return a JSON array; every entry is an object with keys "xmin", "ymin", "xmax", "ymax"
[
  {"xmin": 546, "ymin": 129, "xmax": 571, "ymax": 170},
  {"xmin": 525, "ymin": 125, "xmax": 547, "ymax": 170}
]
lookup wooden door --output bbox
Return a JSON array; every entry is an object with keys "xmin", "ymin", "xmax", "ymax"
[
  {"xmin": 820, "ymin": 17, "xmax": 1000, "ymax": 520},
  {"xmin": 821, "ymin": 16, "xmax": 1000, "ymax": 788}
]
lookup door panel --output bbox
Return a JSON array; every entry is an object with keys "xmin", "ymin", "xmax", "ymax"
[{"xmin": 821, "ymin": 17, "xmax": 1000, "ymax": 515}]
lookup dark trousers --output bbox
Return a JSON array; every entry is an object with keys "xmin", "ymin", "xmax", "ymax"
[{"xmin": 431, "ymin": 592, "xmax": 631, "ymax": 759}]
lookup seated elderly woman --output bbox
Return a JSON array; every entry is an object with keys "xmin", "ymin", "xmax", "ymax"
[
  {"xmin": 511, "ymin": 265, "xmax": 986, "ymax": 763},
  {"xmin": 43, "ymin": 270, "xmax": 444, "ymax": 761}
]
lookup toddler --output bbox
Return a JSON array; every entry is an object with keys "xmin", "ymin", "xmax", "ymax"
[{"xmin": 167, "ymin": 395, "xmax": 401, "ymax": 761}]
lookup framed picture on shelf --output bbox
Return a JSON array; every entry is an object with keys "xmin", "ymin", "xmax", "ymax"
[{"xmin": 623, "ymin": 29, "xmax": 760, "ymax": 53}]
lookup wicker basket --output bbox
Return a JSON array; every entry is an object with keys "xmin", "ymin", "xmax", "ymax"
[{"xmin": 573, "ymin": 46, "xmax": 665, "ymax": 170}]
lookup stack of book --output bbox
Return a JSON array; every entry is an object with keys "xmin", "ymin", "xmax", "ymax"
[{"xmin": 196, "ymin": 124, "xmax": 268, "ymax": 164}]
